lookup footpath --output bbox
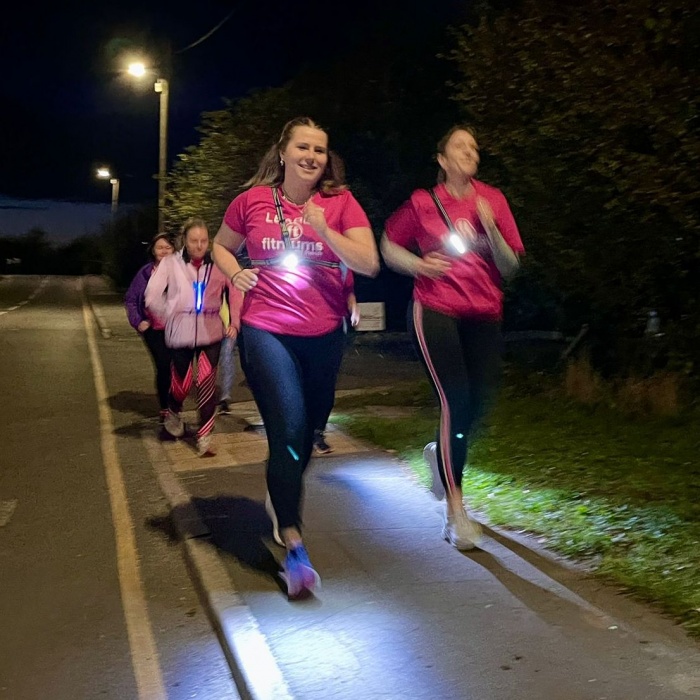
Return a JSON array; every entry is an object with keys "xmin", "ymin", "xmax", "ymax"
[{"xmin": 84, "ymin": 275, "xmax": 700, "ymax": 700}]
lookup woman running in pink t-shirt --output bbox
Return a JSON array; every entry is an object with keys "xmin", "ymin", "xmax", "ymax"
[
  {"xmin": 381, "ymin": 125, "xmax": 524, "ymax": 551},
  {"xmin": 213, "ymin": 117, "xmax": 379, "ymax": 599}
]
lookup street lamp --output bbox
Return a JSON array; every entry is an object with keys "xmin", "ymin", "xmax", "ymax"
[
  {"xmin": 96, "ymin": 167, "xmax": 120, "ymax": 220},
  {"xmin": 127, "ymin": 61, "xmax": 169, "ymax": 232}
]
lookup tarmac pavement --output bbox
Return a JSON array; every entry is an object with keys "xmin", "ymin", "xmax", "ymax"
[{"xmin": 84, "ymin": 275, "xmax": 700, "ymax": 700}]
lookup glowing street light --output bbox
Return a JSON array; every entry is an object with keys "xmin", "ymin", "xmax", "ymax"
[
  {"xmin": 96, "ymin": 167, "xmax": 120, "ymax": 220},
  {"xmin": 127, "ymin": 62, "xmax": 147, "ymax": 78},
  {"xmin": 126, "ymin": 60, "xmax": 169, "ymax": 233}
]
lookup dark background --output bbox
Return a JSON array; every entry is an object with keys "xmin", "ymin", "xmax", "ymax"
[{"xmin": 0, "ymin": 0, "xmax": 473, "ymax": 204}]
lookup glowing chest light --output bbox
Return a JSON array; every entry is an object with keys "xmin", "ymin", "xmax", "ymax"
[
  {"xmin": 193, "ymin": 281, "xmax": 206, "ymax": 313},
  {"xmin": 281, "ymin": 252, "xmax": 299, "ymax": 270},
  {"xmin": 272, "ymin": 187, "xmax": 304, "ymax": 270},
  {"xmin": 445, "ymin": 232, "xmax": 468, "ymax": 256}
]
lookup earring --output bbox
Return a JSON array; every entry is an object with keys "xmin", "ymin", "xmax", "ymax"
[{"xmin": 280, "ymin": 158, "xmax": 284, "ymax": 166}]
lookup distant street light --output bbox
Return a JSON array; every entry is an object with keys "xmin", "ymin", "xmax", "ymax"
[
  {"xmin": 127, "ymin": 61, "xmax": 169, "ymax": 233},
  {"xmin": 96, "ymin": 167, "xmax": 120, "ymax": 221}
]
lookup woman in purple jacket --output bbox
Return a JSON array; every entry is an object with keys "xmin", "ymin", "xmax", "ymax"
[{"xmin": 124, "ymin": 232, "xmax": 176, "ymax": 423}]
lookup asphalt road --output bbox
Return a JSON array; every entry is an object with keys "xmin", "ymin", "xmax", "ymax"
[
  {"xmin": 3, "ymin": 274, "xmax": 700, "ymax": 700},
  {"xmin": 0, "ymin": 275, "xmax": 239, "ymax": 700}
]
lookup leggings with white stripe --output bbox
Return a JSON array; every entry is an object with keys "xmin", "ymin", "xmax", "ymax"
[
  {"xmin": 169, "ymin": 343, "xmax": 221, "ymax": 439},
  {"xmin": 410, "ymin": 301, "xmax": 502, "ymax": 494}
]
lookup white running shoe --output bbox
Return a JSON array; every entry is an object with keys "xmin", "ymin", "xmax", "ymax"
[
  {"xmin": 164, "ymin": 410, "xmax": 185, "ymax": 438},
  {"xmin": 196, "ymin": 435, "xmax": 216, "ymax": 457},
  {"xmin": 265, "ymin": 492, "xmax": 285, "ymax": 547},
  {"xmin": 443, "ymin": 506, "xmax": 483, "ymax": 551},
  {"xmin": 423, "ymin": 442, "xmax": 446, "ymax": 501}
]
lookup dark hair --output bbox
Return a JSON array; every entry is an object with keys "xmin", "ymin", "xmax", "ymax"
[
  {"xmin": 244, "ymin": 116, "xmax": 347, "ymax": 194},
  {"xmin": 436, "ymin": 124, "xmax": 478, "ymax": 183},
  {"xmin": 147, "ymin": 232, "xmax": 175, "ymax": 260}
]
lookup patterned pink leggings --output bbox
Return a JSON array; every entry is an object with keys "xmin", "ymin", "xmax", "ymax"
[{"xmin": 168, "ymin": 343, "xmax": 221, "ymax": 438}]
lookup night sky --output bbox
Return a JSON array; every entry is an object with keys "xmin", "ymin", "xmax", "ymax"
[{"xmin": 0, "ymin": 0, "xmax": 471, "ymax": 206}]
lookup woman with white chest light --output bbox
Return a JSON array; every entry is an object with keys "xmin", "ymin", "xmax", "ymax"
[
  {"xmin": 382, "ymin": 125, "xmax": 524, "ymax": 551},
  {"xmin": 213, "ymin": 117, "xmax": 379, "ymax": 599}
]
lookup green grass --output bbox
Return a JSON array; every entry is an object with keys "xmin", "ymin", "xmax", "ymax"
[{"xmin": 331, "ymin": 376, "xmax": 700, "ymax": 636}]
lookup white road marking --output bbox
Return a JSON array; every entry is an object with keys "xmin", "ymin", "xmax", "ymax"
[
  {"xmin": 143, "ymin": 432, "xmax": 294, "ymax": 700},
  {"xmin": 0, "ymin": 499, "xmax": 18, "ymax": 527},
  {"xmin": 0, "ymin": 277, "xmax": 49, "ymax": 315},
  {"xmin": 82, "ymin": 295, "xmax": 167, "ymax": 700}
]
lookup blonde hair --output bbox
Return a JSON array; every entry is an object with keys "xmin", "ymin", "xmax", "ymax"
[
  {"xmin": 176, "ymin": 217, "xmax": 208, "ymax": 250},
  {"xmin": 244, "ymin": 116, "xmax": 347, "ymax": 194}
]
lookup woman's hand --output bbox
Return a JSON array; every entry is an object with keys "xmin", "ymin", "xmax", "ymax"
[
  {"xmin": 476, "ymin": 197, "xmax": 496, "ymax": 232},
  {"xmin": 232, "ymin": 267, "xmax": 260, "ymax": 292},
  {"xmin": 137, "ymin": 320, "xmax": 151, "ymax": 333},
  {"xmin": 417, "ymin": 251, "xmax": 452, "ymax": 279},
  {"xmin": 225, "ymin": 325, "xmax": 238, "ymax": 339},
  {"xmin": 303, "ymin": 201, "xmax": 329, "ymax": 237}
]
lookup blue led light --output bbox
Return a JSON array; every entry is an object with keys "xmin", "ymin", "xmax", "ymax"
[{"xmin": 193, "ymin": 281, "xmax": 205, "ymax": 313}]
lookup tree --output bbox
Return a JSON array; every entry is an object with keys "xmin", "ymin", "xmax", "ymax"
[
  {"xmin": 447, "ymin": 0, "xmax": 699, "ymax": 371},
  {"xmin": 167, "ymin": 87, "xmax": 299, "ymax": 233}
]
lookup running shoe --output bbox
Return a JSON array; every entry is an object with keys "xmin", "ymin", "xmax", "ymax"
[
  {"xmin": 164, "ymin": 410, "xmax": 185, "ymax": 438},
  {"xmin": 280, "ymin": 545, "xmax": 321, "ymax": 600},
  {"xmin": 265, "ymin": 492, "xmax": 285, "ymax": 547},
  {"xmin": 313, "ymin": 430, "xmax": 333, "ymax": 455},
  {"xmin": 423, "ymin": 442, "xmax": 446, "ymax": 501},
  {"xmin": 196, "ymin": 435, "xmax": 216, "ymax": 457},
  {"xmin": 443, "ymin": 506, "xmax": 483, "ymax": 551}
]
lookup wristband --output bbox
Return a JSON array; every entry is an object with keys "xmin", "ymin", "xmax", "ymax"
[{"xmin": 230, "ymin": 270, "xmax": 242, "ymax": 284}]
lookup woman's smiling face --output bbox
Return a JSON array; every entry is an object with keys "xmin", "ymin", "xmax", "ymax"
[
  {"xmin": 280, "ymin": 125, "xmax": 329, "ymax": 188},
  {"xmin": 153, "ymin": 238, "xmax": 174, "ymax": 261},
  {"xmin": 437, "ymin": 129, "xmax": 480, "ymax": 183}
]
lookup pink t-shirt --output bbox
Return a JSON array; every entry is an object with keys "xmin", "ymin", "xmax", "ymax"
[
  {"xmin": 384, "ymin": 180, "xmax": 524, "ymax": 321},
  {"xmin": 223, "ymin": 186, "xmax": 370, "ymax": 336}
]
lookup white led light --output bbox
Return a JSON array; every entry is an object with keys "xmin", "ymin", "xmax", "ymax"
[
  {"xmin": 282, "ymin": 252, "xmax": 299, "ymax": 269},
  {"xmin": 446, "ymin": 233, "xmax": 467, "ymax": 255}
]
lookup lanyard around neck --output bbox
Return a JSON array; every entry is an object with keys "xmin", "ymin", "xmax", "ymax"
[
  {"xmin": 248, "ymin": 187, "xmax": 341, "ymax": 270},
  {"xmin": 272, "ymin": 186, "xmax": 294, "ymax": 250},
  {"xmin": 428, "ymin": 188, "xmax": 456, "ymax": 231}
]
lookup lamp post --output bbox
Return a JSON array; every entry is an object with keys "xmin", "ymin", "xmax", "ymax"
[
  {"xmin": 96, "ymin": 167, "xmax": 120, "ymax": 221},
  {"xmin": 127, "ymin": 62, "xmax": 169, "ymax": 233},
  {"xmin": 155, "ymin": 78, "xmax": 169, "ymax": 233}
]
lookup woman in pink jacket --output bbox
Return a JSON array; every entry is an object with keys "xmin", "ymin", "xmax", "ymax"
[{"xmin": 146, "ymin": 217, "xmax": 243, "ymax": 457}]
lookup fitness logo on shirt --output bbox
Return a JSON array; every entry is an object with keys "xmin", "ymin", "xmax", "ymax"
[
  {"xmin": 455, "ymin": 217, "xmax": 490, "ymax": 256},
  {"xmin": 263, "ymin": 212, "xmax": 324, "ymax": 257},
  {"xmin": 455, "ymin": 218, "xmax": 477, "ymax": 242}
]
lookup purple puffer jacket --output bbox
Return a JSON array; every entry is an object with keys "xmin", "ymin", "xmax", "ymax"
[
  {"xmin": 124, "ymin": 263, "xmax": 158, "ymax": 330},
  {"xmin": 145, "ymin": 250, "xmax": 241, "ymax": 349}
]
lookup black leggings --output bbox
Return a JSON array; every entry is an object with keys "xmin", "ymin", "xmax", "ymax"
[
  {"xmin": 141, "ymin": 328, "xmax": 171, "ymax": 411},
  {"xmin": 409, "ymin": 301, "xmax": 502, "ymax": 495},
  {"xmin": 239, "ymin": 323, "xmax": 345, "ymax": 530}
]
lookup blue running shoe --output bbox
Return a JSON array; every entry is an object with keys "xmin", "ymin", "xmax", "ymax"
[{"xmin": 280, "ymin": 545, "xmax": 321, "ymax": 600}]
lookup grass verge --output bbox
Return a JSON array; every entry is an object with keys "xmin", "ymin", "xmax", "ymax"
[{"xmin": 331, "ymin": 376, "xmax": 700, "ymax": 637}]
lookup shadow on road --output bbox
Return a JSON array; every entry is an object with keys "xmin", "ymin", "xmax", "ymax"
[
  {"xmin": 108, "ymin": 390, "xmax": 159, "ymax": 418},
  {"xmin": 147, "ymin": 496, "xmax": 286, "ymax": 593}
]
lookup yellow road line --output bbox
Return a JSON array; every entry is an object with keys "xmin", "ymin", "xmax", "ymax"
[{"xmin": 82, "ymin": 297, "xmax": 167, "ymax": 700}]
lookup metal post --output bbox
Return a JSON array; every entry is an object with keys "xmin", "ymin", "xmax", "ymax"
[
  {"xmin": 110, "ymin": 178, "xmax": 120, "ymax": 219},
  {"xmin": 155, "ymin": 78, "xmax": 169, "ymax": 232}
]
